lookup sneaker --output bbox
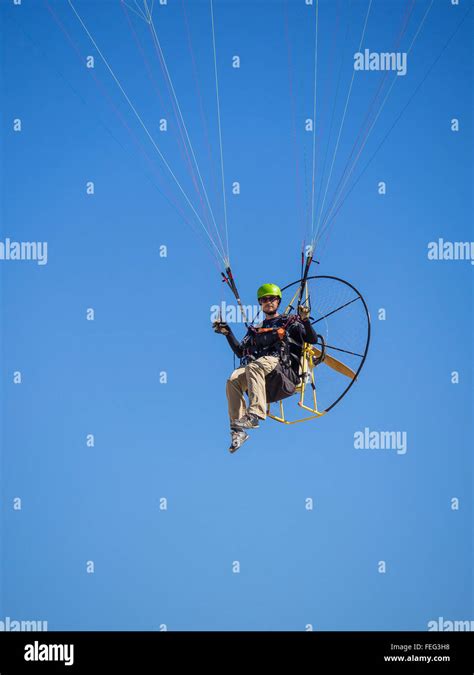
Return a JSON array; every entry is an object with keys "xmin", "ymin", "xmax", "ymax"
[
  {"xmin": 229, "ymin": 430, "xmax": 249, "ymax": 453},
  {"xmin": 232, "ymin": 413, "xmax": 260, "ymax": 430}
]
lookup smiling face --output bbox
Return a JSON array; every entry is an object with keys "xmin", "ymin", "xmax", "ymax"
[{"xmin": 259, "ymin": 295, "xmax": 280, "ymax": 317}]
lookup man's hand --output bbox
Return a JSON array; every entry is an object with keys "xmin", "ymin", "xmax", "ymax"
[
  {"xmin": 297, "ymin": 305, "xmax": 311, "ymax": 321},
  {"xmin": 213, "ymin": 320, "xmax": 230, "ymax": 335}
]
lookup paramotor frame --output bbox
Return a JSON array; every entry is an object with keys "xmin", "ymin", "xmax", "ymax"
[{"xmin": 267, "ymin": 274, "xmax": 371, "ymax": 424}]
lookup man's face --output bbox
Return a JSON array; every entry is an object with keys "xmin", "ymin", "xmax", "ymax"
[{"xmin": 259, "ymin": 295, "xmax": 280, "ymax": 315}]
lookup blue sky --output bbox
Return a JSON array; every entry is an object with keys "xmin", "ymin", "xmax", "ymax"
[{"xmin": 0, "ymin": 0, "xmax": 472, "ymax": 630}]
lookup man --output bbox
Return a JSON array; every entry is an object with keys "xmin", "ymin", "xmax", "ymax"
[{"xmin": 213, "ymin": 283, "xmax": 319, "ymax": 453}]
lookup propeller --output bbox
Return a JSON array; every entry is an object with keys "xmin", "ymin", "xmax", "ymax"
[{"xmin": 308, "ymin": 346, "xmax": 356, "ymax": 380}]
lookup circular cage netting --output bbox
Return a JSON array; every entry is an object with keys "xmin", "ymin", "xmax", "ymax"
[{"xmin": 280, "ymin": 276, "xmax": 370, "ymax": 414}]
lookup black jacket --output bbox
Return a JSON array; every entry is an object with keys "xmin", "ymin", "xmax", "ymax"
[{"xmin": 225, "ymin": 314, "xmax": 319, "ymax": 371}]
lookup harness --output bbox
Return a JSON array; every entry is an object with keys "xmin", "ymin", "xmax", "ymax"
[{"xmin": 242, "ymin": 315, "xmax": 302, "ymax": 368}]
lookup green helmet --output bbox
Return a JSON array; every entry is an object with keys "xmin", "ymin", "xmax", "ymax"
[{"xmin": 257, "ymin": 283, "xmax": 282, "ymax": 300}]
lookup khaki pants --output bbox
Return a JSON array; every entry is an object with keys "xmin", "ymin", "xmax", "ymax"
[{"xmin": 226, "ymin": 355, "xmax": 279, "ymax": 424}]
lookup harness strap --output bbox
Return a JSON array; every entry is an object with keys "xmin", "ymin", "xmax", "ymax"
[{"xmin": 243, "ymin": 314, "xmax": 304, "ymax": 361}]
